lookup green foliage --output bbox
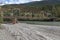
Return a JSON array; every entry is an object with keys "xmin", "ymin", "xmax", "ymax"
[
  {"xmin": 0, "ymin": 17, "xmax": 3, "ymax": 23},
  {"xmin": 13, "ymin": 9, "xmax": 19, "ymax": 16},
  {"xmin": 1, "ymin": 4, "xmax": 60, "ymax": 19}
]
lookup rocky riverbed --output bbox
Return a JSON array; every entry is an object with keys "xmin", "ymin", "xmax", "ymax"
[{"xmin": 1, "ymin": 23, "xmax": 60, "ymax": 40}]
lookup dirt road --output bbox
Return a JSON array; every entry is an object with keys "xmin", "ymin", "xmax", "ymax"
[{"xmin": 1, "ymin": 23, "xmax": 60, "ymax": 40}]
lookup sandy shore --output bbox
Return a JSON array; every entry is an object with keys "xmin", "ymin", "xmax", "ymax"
[{"xmin": 1, "ymin": 23, "xmax": 60, "ymax": 40}]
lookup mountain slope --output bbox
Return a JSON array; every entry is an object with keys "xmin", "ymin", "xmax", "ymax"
[
  {"xmin": 20, "ymin": 0, "xmax": 60, "ymax": 6},
  {"xmin": 1, "ymin": 0, "xmax": 60, "ymax": 7}
]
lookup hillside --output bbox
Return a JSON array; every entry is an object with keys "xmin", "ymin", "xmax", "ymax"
[
  {"xmin": 20, "ymin": 0, "xmax": 60, "ymax": 7},
  {"xmin": 1, "ymin": 0, "xmax": 60, "ymax": 21},
  {"xmin": 1, "ymin": 0, "xmax": 60, "ymax": 7}
]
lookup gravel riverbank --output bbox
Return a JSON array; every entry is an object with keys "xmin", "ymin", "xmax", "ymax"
[{"xmin": 1, "ymin": 23, "xmax": 60, "ymax": 40}]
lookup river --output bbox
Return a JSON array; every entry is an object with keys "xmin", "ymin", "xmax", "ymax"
[{"xmin": 20, "ymin": 21, "xmax": 60, "ymax": 26}]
